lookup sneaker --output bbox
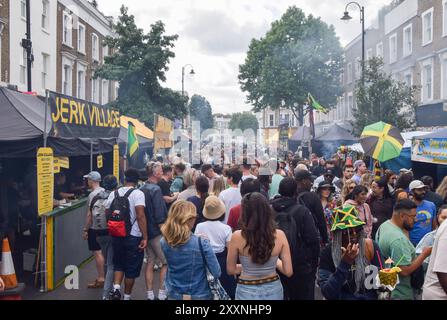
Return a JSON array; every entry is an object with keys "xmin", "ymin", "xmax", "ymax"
[
  {"xmin": 158, "ymin": 289, "xmax": 167, "ymax": 301},
  {"xmin": 147, "ymin": 291, "xmax": 155, "ymax": 300},
  {"xmin": 153, "ymin": 264, "xmax": 159, "ymax": 271},
  {"xmin": 109, "ymin": 289, "xmax": 122, "ymax": 301}
]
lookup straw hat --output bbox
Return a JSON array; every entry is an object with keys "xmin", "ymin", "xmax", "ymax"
[{"xmin": 203, "ymin": 196, "xmax": 226, "ymax": 220}]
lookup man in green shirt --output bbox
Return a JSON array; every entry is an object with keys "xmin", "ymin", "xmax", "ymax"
[{"xmin": 376, "ymin": 199, "xmax": 432, "ymax": 300}]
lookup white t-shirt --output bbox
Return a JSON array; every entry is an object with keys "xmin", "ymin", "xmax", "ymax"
[
  {"xmin": 105, "ymin": 186, "xmax": 145, "ymax": 237},
  {"xmin": 218, "ymin": 187, "xmax": 242, "ymax": 224},
  {"xmin": 195, "ymin": 221, "xmax": 232, "ymax": 254},
  {"xmin": 423, "ymin": 221, "xmax": 447, "ymax": 300}
]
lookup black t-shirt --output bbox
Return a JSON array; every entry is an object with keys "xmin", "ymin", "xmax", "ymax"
[{"xmin": 54, "ymin": 183, "xmax": 68, "ymax": 201}]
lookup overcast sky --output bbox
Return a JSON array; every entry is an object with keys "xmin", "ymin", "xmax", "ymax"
[{"xmin": 96, "ymin": 0, "xmax": 391, "ymax": 115}]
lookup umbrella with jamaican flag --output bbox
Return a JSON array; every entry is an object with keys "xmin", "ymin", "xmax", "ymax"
[
  {"xmin": 331, "ymin": 205, "xmax": 366, "ymax": 232},
  {"xmin": 360, "ymin": 121, "xmax": 404, "ymax": 163}
]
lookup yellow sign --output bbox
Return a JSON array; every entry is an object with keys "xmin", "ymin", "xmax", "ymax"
[
  {"xmin": 58, "ymin": 157, "xmax": 69, "ymax": 168},
  {"xmin": 37, "ymin": 147, "xmax": 54, "ymax": 216},
  {"xmin": 53, "ymin": 157, "xmax": 69, "ymax": 173},
  {"xmin": 154, "ymin": 114, "xmax": 173, "ymax": 153},
  {"xmin": 113, "ymin": 144, "xmax": 119, "ymax": 182},
  {"xmin": 97, "ymin": 155, "xmax": 103, "ymax": 169}
]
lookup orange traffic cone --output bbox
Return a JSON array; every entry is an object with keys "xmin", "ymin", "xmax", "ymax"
[{"xmin": 0, "ymin": 238, "xmax": 18, "ymax": 289}]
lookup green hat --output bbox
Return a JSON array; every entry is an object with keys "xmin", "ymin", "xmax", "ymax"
[{"xmin": 331, "ymin": 205, "xmax": 366, "ymax": 232}]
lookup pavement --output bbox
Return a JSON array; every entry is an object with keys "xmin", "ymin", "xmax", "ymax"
[{"xmin": 22, "ymin": 258, "xmax": 161, "ymax": 300}]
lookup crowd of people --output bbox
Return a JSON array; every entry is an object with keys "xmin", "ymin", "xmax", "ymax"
[{"xmin": 73, "ymin": 151, "xmax": 447, "ymax": 300}]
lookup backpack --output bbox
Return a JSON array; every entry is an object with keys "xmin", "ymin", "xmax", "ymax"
[
  {"xmin": 107, "ymin": 188, "xmax": 135, "ymax": 238},
  {"xmin": 90, "ymin": 190, "xmax": 111, "ymax": 230},
  {"xmin": 274, "ymin": 203, "xmax": 314, "ymax": 274}
]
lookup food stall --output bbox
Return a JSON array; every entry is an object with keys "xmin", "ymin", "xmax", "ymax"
[{"xmin": 0, "ymin": 87, "xmax": 120, "ymax": 291}]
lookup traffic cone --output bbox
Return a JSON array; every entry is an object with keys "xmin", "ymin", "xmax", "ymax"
[{"xmin": 0, "ymin": 238, "xmax": 18, "ymax": 289}]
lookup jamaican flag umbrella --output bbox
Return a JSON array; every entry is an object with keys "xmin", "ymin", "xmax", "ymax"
[{"xmin": 360, "ymin": 121, "xmax": 404, "ymax": 162}]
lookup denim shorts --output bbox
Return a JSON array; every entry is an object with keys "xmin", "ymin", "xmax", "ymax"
[
  {"xmin": 112, "ymin": 235, "xmax": 144, "ymax": 279},
  {"xmin": 235, "ymin": 279, "xmax": 283, "ymax": 300}
]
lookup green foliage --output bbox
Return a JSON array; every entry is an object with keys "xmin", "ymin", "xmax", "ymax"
[
  {"xmin": 352, "ymin": 57, "xmax": 418, "ymax": 136},
  {"xmin": 95, "ymin": 6, "xmax": 186, "ymax": 127},
  {"xmin": 239, "ymin": 6, "xmax": 344, "ymax": 125},
  {"xmin": 229, "ymin": 112, "xmax": 259, "ymax": 132},
  {"xmin": 188, "ymin": 95, "xmax": 214, "ymax": 131}
]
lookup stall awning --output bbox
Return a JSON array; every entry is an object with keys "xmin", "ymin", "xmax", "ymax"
[
  {"xmin": 0, "ymin": 87, "xmax": 118, "ymax": 158},
  {"xmin": 314, "ymin": 123, "xmax": 357, "ymax": 142},
  {"xmin": 120, "ymin": 115, "xmax": 154, "ymax": 140}
]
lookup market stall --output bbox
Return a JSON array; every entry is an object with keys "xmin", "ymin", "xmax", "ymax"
[
  {"xmin": 312, "ymin": 123, "xmax": 358, "ymax": 158},
  {"xmin": 0, "ymin": 87, "xmax": 120, "ymax": 291}
]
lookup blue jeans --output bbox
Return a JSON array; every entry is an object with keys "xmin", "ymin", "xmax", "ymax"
[
  {"xmin": 97, "ymin": 235, "xmax": 113, "ymax": 299},
  {"xmin": 235, "ymin": 279, "xmax": 284, "ymax": 300}
]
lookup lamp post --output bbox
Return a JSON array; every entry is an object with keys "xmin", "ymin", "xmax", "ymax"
[
  {"xmin": 181, "ymin": 64, "xmax": 195, "ymax": 128},
  {"xmin": 341, "ymin": 2, "xmax": 365, "ymax": 84}
]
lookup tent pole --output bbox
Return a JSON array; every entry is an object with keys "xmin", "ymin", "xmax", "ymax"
[
  {"xmin": 44, "ymin": 90, "xmax": 49, "ymax": 148},
  {"xmin": 90, "ymin": 140, "xmax": 93, "ymax": 172}
]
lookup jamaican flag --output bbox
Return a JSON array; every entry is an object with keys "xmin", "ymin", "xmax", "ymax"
[
  {"xmin": 127, "ymin": 121, "xmax": 139, "ymax": 158},
  {"xmin": 308, "ymin": 93, "xmax": 329, "ymax": 114}
]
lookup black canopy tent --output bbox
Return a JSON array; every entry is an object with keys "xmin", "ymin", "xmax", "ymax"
[
  {"xmin": 118, "ymin": 126, "xmax": 154, "ymax": 170},
  {"xmin": 0, "ymin": 87, "xmax": 117, "ymax": 158},
  {"xmin": 312, "ymin": 123, "xmax": 358, "ymax": 158},
  {"xmin": 288, "ymin": 126, "xmax": 312, "ymax": 154}
]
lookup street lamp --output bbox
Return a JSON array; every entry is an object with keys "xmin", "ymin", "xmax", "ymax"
[
  {"xmin": 341, "ymin": 2, "xmax": 365, "ymax": 83},
  {"xmin": 181, "ymin": 64, "xmax": 195, "ymax": 128}
]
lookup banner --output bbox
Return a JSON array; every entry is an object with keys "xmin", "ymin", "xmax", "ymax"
[
  {"xmin": 113, "ymin": 144, "xmax": 119, "ymax": 182},
  {"xmin": 97, "ymin": 155, "xmax": 103, "ymax": 169},
  {"xmin": 49, "ymin": 91, "xmax": 121, "ymax": 139},
  {"xmin": 412, "ymin": 138, "xmax": 447, "ymax": 165},
  {"xmin": 53, "ymin": 156, "xmax": 69, "ymax": 173},
  {"xmin": 37, "ymin": 148, "xmax": 54, "ymax": 216},
  {"xmin": 154, "ymin": 114, "xmax": 173, "ymax": 152}
]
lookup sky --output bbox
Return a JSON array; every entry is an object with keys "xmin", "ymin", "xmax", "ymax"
[{"xmin": 96, "ymin": 0, "xmax": 391, "ymax": 115}]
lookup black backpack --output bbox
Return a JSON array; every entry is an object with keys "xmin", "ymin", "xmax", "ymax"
[
  {"xmin": 107, "ymin": 188, "xmax": 135, "ymax": 237},
  {"xmin": 275, "ymin": 206, "xmax": 299, "ymax": 257}
]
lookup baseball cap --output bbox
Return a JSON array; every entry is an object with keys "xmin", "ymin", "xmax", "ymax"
[
  {"xmin": 409, "ymin": 180, "xmax": 426, "ymax": 192},
  {"xmin": 83, "ymin": 171, "xmax": 101, "ymax": 182}
]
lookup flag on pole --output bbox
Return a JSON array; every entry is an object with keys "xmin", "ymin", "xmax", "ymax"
[
  {"xmin": 307, "ymin": 93, "xmax": 329, "ymax": 114},
  {"xmin": 127, "ymin": 121, "xmax": 139, "ymax": 158}
]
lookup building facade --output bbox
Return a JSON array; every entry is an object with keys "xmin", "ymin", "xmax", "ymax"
[
  {"xmin": 213, "ymin": 113, "xmax": 231, "ymax": 134},
  {"xmin": 1, "ymin": 0, "xmax": 117, "ymax": 103},
  {"xmin": 320, "ymin": 0, "xmax": 447, "ymax": 129}
]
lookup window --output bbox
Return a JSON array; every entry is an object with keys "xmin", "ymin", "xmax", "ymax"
[
  {"xmin": 78, "ymin": 23, "xmax": 85, "ymax": 54},
  {"xmin": 340, "ymin": 72, "xmax": 344, "ymax": 85},
  {"xmin": 348, "ymin": 95, "xmax": 353, "ymax": 119},
  {"xmin": 42, "ymin": 53, "xmax": 49, "ymax": 90},
  {"xmin": 77, "ymin": 64, "xmax": 86, "ymax": 99},
  {"xmin": 269, "ymin": 114, "xmax": 274, "ymax": 127},
  {"xmin": 366, "ymin": 48, "xmax": 373, "ymax": 61},
  {"xmin": 376, "ymin": 42, "xmax": 383, "ymax": 58},
  {"xmin": 403, "ymin": 24, "xmax": 412, "ymax": 57},
  {"xmin": 347, "ymin": 63, "xmax": 352, "ymax": 83},
  {"xmin": 389, "ymin": 34, "xmax": 397, "ymax": 63},
  {"xmin": 20, "ymin": 48, "xmax": 27, "ymax": 84},
  {"xmin": 404, "ymin": 72, "xmax": 412, "ymax": 88},
  {"xmin": 102, "ymin": 79, "xmax": 109, "ymax": 104},
  {"xmin": 91, "ymin": 78, "xmax": 99, "ymax": 103},
  {"xmin": 63, "ymin": 12, "xmax": 72, "ymax": 47},
  {"xmin": 92, "ymin": 34, "xmax": 99, "ymax": 62},
  {"xmin": 103, "ymin": 45, "xmax": 109, "ymax": 63},
  {"xmin": 421, "ymin": 60, "xmax": 433, "ymax": 102},
  {"xmin": 442, "ymin": 56, "xmax": 447, "ymax": 99},
  {"xmin": 444, "ymin": 1, "xmax": 447, "ymax": 37},
  {"xmin": 355, "ymin": 57, "xmax": 361, "ymax": 79},
  {"xmin": 422, "ymin": 8, "xmax": 433, "ymax": 46},
  {"xmin": 21, "ymin": 0, "xmax": 26, "ymax": 19},
  {"xmin": 41, "ymin": 0, "xmax": 49, "ymax": 30},
  {"xmin": 62, "ymin": 63, "xmax": 72, "ymax": 95},
  {"xmin": 115, "ymin": 82, "xmax": 119, "ymax": 99}
]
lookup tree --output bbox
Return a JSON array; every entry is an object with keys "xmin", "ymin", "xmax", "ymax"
[
  {"xmin": 189, "ymin": 95, "xmax": 214, "ymax": 131},
  {"xmin": 239, "ymin": 6, "xmax": 344, "ymax": 126},
  {"xmin": 229, "ymin": 112, "xmax": 259, "ymax": 132},
  {"xmin": 352, "ymin": 57, "xmax": 418, "ymax": 136},
  {"xmin": 95, "ymin": 6, "xmax": 186, "ymax": 127}
]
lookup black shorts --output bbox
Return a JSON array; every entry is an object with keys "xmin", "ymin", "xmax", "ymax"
[
  {"xmin": 112, "ymin": 235, "xmax": 144, "ymax": 279},
  {"xmin": 88, "ymin": 229, "xmax": 101, "ymax": 251}
]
